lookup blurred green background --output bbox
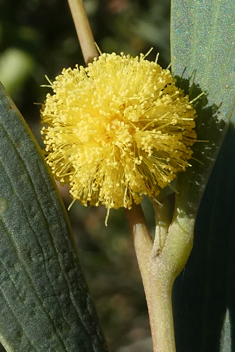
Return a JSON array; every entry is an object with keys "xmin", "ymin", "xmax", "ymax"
[{"xmin": 0, "ymin": 0, "xmax": 170, "ymax": 351}]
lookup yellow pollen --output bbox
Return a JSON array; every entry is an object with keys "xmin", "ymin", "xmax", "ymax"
[{"xmin": 41, "ymin": 52, "xmax": 197, "ymax": 210}]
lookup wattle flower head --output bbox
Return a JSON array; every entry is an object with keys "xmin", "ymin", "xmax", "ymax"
[{"xmin": 41, "ymin": 52, "xmax": 197, "ymax": 210}]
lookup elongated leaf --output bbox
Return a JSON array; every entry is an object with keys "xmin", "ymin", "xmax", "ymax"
[
  {"xmin": 0, "ymin": 83, "xmax": 107, "ymax": 352},
  {"xmin": 171, "ymin": 0, "xmax": 235, "ymax": 215},
  {"xmin": 171, "ymin": 1, "xmax": 235, "ymax": 351},
  {"xmin": 173, "ymin": 123, "xmax": 235, "ymax": 352}
]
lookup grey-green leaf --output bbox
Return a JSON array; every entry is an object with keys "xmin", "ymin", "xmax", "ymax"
[
  {"xmin": 171, "ymin": 1, "xmax": 235, "ymax": 352},
  {"xmin": 173, "ymin": 123, "xmax": 235, "ymax": 352},
  {"xmin": 0, "ymin": 83, "xmax": 107, "ymax": 352},
  {"xmin": 171, "ymin": 0, "xmax": 235, "ymax": 216}
]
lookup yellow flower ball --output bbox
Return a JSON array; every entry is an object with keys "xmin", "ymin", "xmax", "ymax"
[{"xmin": 41, "ymin": 52, "xmax": 196, "ymax": 210}]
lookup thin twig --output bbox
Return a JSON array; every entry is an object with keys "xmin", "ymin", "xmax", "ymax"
[{"xmin": 67, "ymin": 0, "xmax": 98, "ymax": 64}]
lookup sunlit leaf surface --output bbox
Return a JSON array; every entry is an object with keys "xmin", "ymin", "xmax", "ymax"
[{"xmin": 171, "ymin": 1, "xmax": 235, "ymax": 351}]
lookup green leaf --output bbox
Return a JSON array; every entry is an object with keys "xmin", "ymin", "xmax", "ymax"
[
  {"xmin": 0, "ymin": 83, "xmax": 107, "ymax": 352},
  {"xmin": 173, "ymin": 124, "xmax": 235, "ymax": 352},
  {"xmin": 171, "ymin": 1, "xmax": 235, "ymax": 351},
  {"xmin": 171, "ymin": 0, "xmax": 235, "ymax": 216}
]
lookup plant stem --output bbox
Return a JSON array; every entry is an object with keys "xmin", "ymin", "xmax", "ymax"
[
  {"xmin": 148, "ymin": 276, "xmax": 175, "ymax": 352},
  {"xmin": 67, "ymin": 0, "xmax": 98, "ymax": 64},
  {"xmin": 125, "ymin": 204, "xmax": 176, "ymax": 352},
  {"xmin": 125, "ymin": 202, "xmax": 195, "ymax": 352}
]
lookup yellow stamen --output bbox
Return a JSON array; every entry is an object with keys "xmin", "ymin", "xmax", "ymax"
[{"xmin": 41, "ymin": 52, "xmax": 197, "ymax": 210}]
